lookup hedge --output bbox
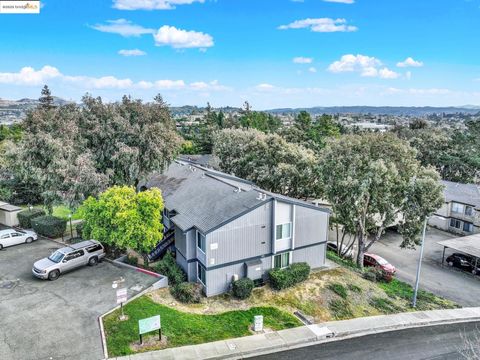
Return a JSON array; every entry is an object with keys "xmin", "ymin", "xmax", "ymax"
[
  {"xmin": 32, "ymin": 215, "xmax": 67, "ymax": 238},
  {"xmin": 154, "ymin": 251, "xmax": 186, "ymax": 286},
  {"xmin": 268, "ymin": 262, "xmax": 311, "ymax": 290},
  {"xmin": 76, "ymin": 222, "xmax": 84, "ymax": 239},
  {"xmin": 170, "ymin": 282, "xmax": 202, "ymax": 303},
  {"xmin": 18, "ymin": 208, "xmax": 46, "ymax": 229},
  {"xmin": 232, "ymin": 278, "xmax": 254, "ymax": 299}
]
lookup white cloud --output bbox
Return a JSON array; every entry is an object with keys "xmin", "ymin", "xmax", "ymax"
[
  {"xmin": 0, "ymin": 66, "xmax": 61, "ymax": 86},
  {"xmin": 323, "ymin": 0, "xmax": 354, "ymax": 3},
  {"xmin": 278, "ymin": 18, "xmax": 357, "ymax": 32},
  {"xmin": 328, "ymin": 54, "xmax": 399, "ymax": 79},
  {"xmin": 255, "ymin": 83, "xmax": 275, "ymax": 91},
  {"xmin": 153, "ymin": 25, "xmax": 214, "ymax": 48},
  {"xmin": 293, "ymin": 57, "xmax": 313, "ymax": 64},
  {"xmin": 396, "ymin": 57, "xmax": 424, "ymax": 68},
  {"xmin": 0, "ymin": 65, "xmax": 228, "ymax": 92},
  {"xmin": 385, "ymin": 87, "xmax": 451, "ymax": 95},
  {"xmin": 118, "ymin": 49, "xmax": 147, "ymax": 56},
  {"xmin": 308, "ymin": 67, "xmax": 317, "ymax": 73},
  {"xmin": 113, "ymin": 0, "xmax": 204, "ymax": 10},
  {"xmin": 91, "ymin": 19, "xmax": 153, "ymax": 37}
]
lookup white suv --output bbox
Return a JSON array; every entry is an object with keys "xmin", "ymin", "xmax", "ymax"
[{"xmin": 32, "ymin": 240, "xmax": 105, "ymax": 280}]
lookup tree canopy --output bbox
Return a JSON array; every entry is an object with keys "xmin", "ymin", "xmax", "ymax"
[
  {"xmin": 318, "ymin": 133, "xmax": 444, "ymax": 266},
  {"xmin": 78, "ymin": 186, "xmax": 164, "ymax": 256}
]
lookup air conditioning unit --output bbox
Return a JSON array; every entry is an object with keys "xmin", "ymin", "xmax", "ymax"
[{"xmin": 232, "ymin": 274, "xmax": 239, "ymax": 282}]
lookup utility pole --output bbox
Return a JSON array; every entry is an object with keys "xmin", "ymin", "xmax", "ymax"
[{"xmin": 412, "ymin": 217, "xmax": 428, "ymax": 308}]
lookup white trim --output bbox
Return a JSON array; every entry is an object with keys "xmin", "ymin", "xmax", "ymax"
[
  {"xmin": 275, "ymin": 222, "xmax": 292, "ymax": 241},
  {"xmin": 196, "ymin": 230, "xmax": 206, "ymax": 254},
  {"xmin": 291, "ymin": 205, "xmax": 296, "ymax": 250},
  {"xmin": 197, "ymin": 262, "xmax": 206, "ymax": 286}
]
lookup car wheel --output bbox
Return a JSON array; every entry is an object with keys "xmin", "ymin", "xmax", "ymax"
[
  {"xmin": 25, "ymin": 237, "xmax": 33, "ymax": 244},
  {"xmin": 88, "ymin": 257, "xmax": 98, "ymax": 266},
  {"xmin": 48, "ymin": 270, "xmax": 60, "ymax": 281},
  {"xmin": 448, "ymin": 261, "xmax": 454, "ymax": 267}
]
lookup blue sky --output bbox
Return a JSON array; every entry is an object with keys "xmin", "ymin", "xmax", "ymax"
[{"xmin": 0, "ymin": 0, "xmax": 479, "ymax": 109}]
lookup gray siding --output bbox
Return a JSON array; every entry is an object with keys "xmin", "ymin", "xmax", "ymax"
[
  {"xmin": 292, "ymin": 243, "xmax": 325, "ymax": 269},
  {"xmin": 174, "ymin": 225, "xmax": 187, "ymax": 258},
  {"xmin": 205, "ymin": 201, "xmax": 272, "ymax": 266},
  {"xmin": 176, "ymin": 250, "xmax": 188, "ymax": 274},
  {"xmin": 294, "ymin": 206, "xmax": 329, "ymax": 248},
  {"xmin": 205, "ymin": 262, "xmax": 245, "ymax": 297}
]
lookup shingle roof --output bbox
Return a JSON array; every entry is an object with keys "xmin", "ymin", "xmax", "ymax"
[
  {"xmin": 442, "ymin": 180, "xmax": 480, "ymax": 209},
  {"xmin": 145, "ymin": 160, "xmax": 329, "ymax": 234}
]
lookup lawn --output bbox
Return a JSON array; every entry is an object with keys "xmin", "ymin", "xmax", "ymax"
[
  {"xmin": 20, "ymin": 204, "xmax": 82, "ymax": 220},
  {"xmin": 103, "ymin": 296, "xmax": 301, "ymax": 357}
]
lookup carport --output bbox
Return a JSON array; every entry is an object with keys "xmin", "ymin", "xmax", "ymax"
[{"xmin": 437, "ymin": 233, "xmax": 480, "ymax": 269}]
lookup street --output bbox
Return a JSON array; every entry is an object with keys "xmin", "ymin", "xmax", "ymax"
[
  {"xmin": 255, "ymin": 322, "xmax": 480, "ymax": 360},
  {"xmin": 370, "ymin": 227, "xmax": 480, "ymax": 306},
  {"xmin": 0, "ymin": 239, "xmax": 157, "ymax": 360}
]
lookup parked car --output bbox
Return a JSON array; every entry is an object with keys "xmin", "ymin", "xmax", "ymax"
[
  {"xmin": 446, "ymin": 253, "xmax": 480, "ymax": 275},
  {"xmin": 364, "ymin": 253, "xmax": 396, "ymax": 280},
  {"xmin": 327, "ymin": 241, "xmax": 354, "ymax": 259},
  {"xmin": 32, "ymin": 240, "xmax": 105, "ymax": 280},
  {"xmin": 0, "ymin": 228, "xmax": 38, "ymax": 250}
]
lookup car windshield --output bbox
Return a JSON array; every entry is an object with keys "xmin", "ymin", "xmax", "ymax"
[{"xmin": 48, "ymin": 251, "xmax": 64, "ymax": 263}]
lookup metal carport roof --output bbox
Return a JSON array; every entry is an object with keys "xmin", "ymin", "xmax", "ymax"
[{"xmin": 437, "ymin": 234, "xmax": 480, "ymax": 259}]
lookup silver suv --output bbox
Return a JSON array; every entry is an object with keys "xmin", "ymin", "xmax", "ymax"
[{"xmin": 32, "ymin": 240, "xmax": 105, "ymax": 280}]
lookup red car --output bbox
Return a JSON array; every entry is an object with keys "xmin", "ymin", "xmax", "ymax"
[{"xmin": 364, "ymin": 253, "xmax": 396, "ymax": 281}]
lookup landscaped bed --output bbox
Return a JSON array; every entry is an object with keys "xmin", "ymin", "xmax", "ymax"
[
  {"xmin": 103, "ymin": 296, "xmax": 301, "ymax": 357},
  {"xmin": 103, "ymin": 253, "xmax": 458, "ymax": 357}
]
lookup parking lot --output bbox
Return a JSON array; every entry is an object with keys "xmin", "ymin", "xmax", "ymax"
[
  {"xmin": 0, "ymin": 239, "xmax": 157, "ymax": 360},
  {"xmin": 371, "ymin": 227, "xmax": 480, "ymax": 306}
]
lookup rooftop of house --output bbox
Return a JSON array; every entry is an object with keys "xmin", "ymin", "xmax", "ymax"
[
  {"xmin": 144, "ymin": 160, "xmax": 329, "ymax": 234},
  {"xmin": 442, "ymin": 180, "xmax": 480, "ymax": 209}
]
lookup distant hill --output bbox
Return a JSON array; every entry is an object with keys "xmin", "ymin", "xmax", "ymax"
[{"xmin": 266, "ymin": 106, "xmax": 480, "ymax": 116}]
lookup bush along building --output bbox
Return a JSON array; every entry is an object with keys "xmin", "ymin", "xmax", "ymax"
[
  {"xmin": 141, "ymin": 160, "xmax": 330, "ymax": 297},
  {"xmin": 429, "ymin": 180, "xmax": 480, "ymax": 236}
]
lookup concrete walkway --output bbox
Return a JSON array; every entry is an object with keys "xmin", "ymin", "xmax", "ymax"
[{"xmin": 111, "ymin": 307, "xmax": 480, "ymax": 360}]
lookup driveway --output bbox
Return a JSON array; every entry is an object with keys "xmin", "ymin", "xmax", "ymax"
[
  {"xmin": 0, "ymin": 239, "xmax": 158, "ymax": 360},
  {"xmin": 370, "ymin": 227, "xmax": 480, "ymax": 306}
]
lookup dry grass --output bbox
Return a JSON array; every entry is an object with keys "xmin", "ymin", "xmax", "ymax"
[{"xmin": 148, "ymin": 266, "xmax": 455, "ymax": 323}]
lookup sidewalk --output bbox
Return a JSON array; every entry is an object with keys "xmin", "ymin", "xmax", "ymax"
[{"xmin": 111, "ymin": 307, "xmax": 480, "ymax": 360}]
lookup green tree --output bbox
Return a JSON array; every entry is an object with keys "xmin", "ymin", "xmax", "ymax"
[
  {"xmin": 79, "ymin": 186, "xmax": 164, "ymax": 262},
  {"xmin": 318, "ymin": 133, "xmax": 444, "ymax": 267},
  {"xmin": 39, "ymin": 85, "xmax": 54, "ymax": 110},
  {"xmin": 213, "ymin": 128, "xmax": 321, "ymax": 199}
]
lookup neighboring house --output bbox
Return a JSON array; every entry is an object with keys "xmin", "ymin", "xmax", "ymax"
[
  {"xmin": 428, "ymin": 180, "xmax": 480, "ymax": 235},
  {"xmin": 141, "ymin": 160, "xmax": 330, "ymax": 297}
]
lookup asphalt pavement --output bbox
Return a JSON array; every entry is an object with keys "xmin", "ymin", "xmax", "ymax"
[
  {"xmin": 0, "ymin": 239, "xmax": 157, "ymax": 360},
  {"xmin": 370, "ymin": 227, "xmax": 480, "ymax": 306},
  {"xmin": 255, "ymin": 322, "xmax": 480, "ymax": 360}
]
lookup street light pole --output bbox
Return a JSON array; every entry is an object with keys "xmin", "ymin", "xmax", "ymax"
[{"xmin": 412, "ymin": 217, "xmax": 428, "ymax": 308}]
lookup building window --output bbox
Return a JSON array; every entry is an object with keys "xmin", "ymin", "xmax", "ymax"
[
  {"xmin": 463, "ymin": 222, "xmax": 474, "ymax": 233},
  {"xmin": 197, "ymin": 262, "xmax": 206, "ymax": 285},
  {"xmin": 450, "ymin": 218, "xmax": 461, "ymax": 229},
  {"xmin": 274, "ymin": 252, "xmax": 290, "ymax": 269},
  {"xmin": 465, "ymin": 206, "xmax": 474, "ymax": 217},
  {"xmin": 451, "ymin": 202, "xmax": 465, "ymax": 214},
  {"xmin": 197, "ymin": 231, "xmax": 206, "ymax": 253},
  {"xmin": 276, "ymin": 223, "xmax": 292, "ymax": 240}
]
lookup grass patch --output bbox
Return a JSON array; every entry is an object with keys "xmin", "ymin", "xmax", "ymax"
[
  {"xmin": 369, "ymin": 297, "xmax": 403, "ymax": 314},
  {"xmin": 377, "ymin": 279, "xmax": 459, "ymax": 310},
  {"xmin": 348, "ymin": 284, "xmax": 362, "ymax": 293},
  {"xmin": 103, "ymin": 296, "xmax": 301, "ymax": 357},
  {"xmin": 327, "ymin": 283, "xmax": 348, "ymax": 299},
  {"xmin": 329, "ymin": 299, "xmax": 354, "ymax": 320},
  {"xmin": 327, "ymin": 250, "xmax": 359, "ymax": 271}
]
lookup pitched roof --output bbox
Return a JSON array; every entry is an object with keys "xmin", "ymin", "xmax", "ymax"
[
  {"xmin": 441, "ymin": 180, "xmax": 480, "ymax": 209},
  {"xmin": 144, "ymin": 160, "xmax": 329, "ymax": 234}
]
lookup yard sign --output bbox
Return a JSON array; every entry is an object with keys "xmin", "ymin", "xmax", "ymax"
[{"xmin": 138, "ymin": 315, "xmax": 162, "ymax": 344}]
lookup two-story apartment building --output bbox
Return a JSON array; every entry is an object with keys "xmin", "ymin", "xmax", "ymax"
[
  {"xmin": 428, "ymin": 180, "xmax": 480, "ymax": 235},
  {"xmin": 142, "ymin": 160, "xmax": 330, "ymax": 297}
]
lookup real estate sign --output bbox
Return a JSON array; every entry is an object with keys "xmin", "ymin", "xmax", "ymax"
[{"xmin": 139, "ymin": 315, "xmax": 161, "ymax": 335}]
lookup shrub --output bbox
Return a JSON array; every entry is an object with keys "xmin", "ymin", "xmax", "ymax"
[
  {"xmin": 328, "ymin": 283, "xmax": 348, "ymax": 299},
  {"xmin": 154, "ymin": 251, "xmax": 186, "ymax": 286},
  {"xmin": 363, "ymin": 267, "xmax": 385, "ymax": 282},
  {"xmin": 232, "ymin": 278, "xmax": 254, "ymax": 299},
  {"xmin": 329, "ymin": 299, "xmax": 354, "ymax": 320},
  {"xmin": 32, "ymin": 215, "xmax": 67, "ymax": 238},
  {"xmin": 348, "ymin": 284, "xmax": 362, "ymax": 293},
  {"xmin": 125, "ymin": 255, "xmax": 138, "ymax": 267},
  {"xmin": 268, "ymin": 262, "xmax": 311, "ymax": 290},
  {"xmin": 170, "ymin": 282, "xmax": 202, "ymax": 303},
  {"xmin": 76, "ymin": 222, "xmax": 84, "ymax": 239},
  {"xmin": 18, "ymin": 208, "xmax": 46, "ymax": 228}
]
